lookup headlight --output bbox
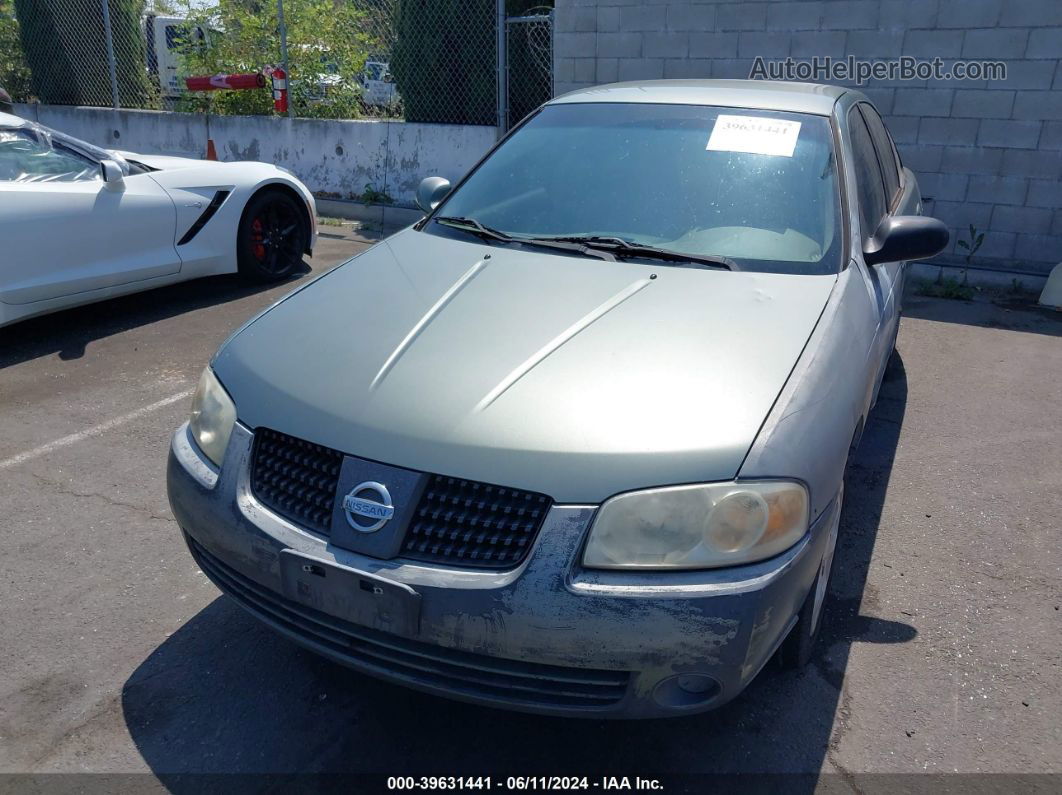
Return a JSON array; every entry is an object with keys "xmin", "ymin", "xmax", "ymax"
[
  {"xmin": 582, "ymin": 481, "xmax": 809, "ymax": 570},
  {"xmin": 188, "ymin": 367, "xmax": 236, "ymax": 468}
]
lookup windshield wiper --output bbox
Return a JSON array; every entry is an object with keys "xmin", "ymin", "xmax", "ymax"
[
  {"xmin": 531, "ymin": 235, "xmax": 737, "ymax": 270},
  {"xmin": 434, "ymin": 219, "xmax": 733, "ymax": 268},
  {"xmin": 434, "ymin": 217, "xmax": 615, "ymax": 261},
  {"xmin": 435, "ymin": 216, "xmax": 514, "ymax": 242}
]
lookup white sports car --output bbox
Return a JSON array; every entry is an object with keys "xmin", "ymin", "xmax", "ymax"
[{"xmin": 0, "ymin": 110, "xmax": 317, "ymax": 328}]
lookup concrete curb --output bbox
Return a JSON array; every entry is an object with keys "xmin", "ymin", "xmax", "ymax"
[
  {"xmin": 909, "ymin": 261, "xmax": 1048, "ymax": 291},
  {"xmin": 316, "ymin": 198, "xmax": 422, "ymax": 230}
]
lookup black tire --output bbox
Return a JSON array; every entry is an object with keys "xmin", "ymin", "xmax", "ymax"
[
  {"xmin": 778, "ymin": 483, "xmax": 842, "ymax": 669},
  {"xmin": 237, "ymin": 190, "xmax": 308, "ymax": 282}
]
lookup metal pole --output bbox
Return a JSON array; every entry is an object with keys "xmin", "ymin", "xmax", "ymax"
[
  {"xmin": 549, "ymin": 9, "xmax": 555, "ymax": 98},
  {"xmin": 277, "ymin": 0, "xmax": 294, "ymax": 118},
  {"xmin": 101, "ymin": 0, "xmax": 120, "ymax": 110},
  {"xmin": 496, "ymin": 0, "xmax": 507, "ymax": 137}
]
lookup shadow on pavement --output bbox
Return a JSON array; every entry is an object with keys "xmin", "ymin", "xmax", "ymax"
[
  {"xmin": 122, "ymin": 355, "xmax": 912, "ymax": 787},
  {"xmin": 318, "ymin": 224, "xmax": 393, "ymax": 245},
  {"xmin": 902, "ymin": 292, "xmax": 1062, "ymax": 339},
  {"xmin": 0, "ymin": 265, "xmax": 309, "ymax": 369}
]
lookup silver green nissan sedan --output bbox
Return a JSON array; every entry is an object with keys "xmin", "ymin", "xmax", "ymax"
[{"xmin": 167, "ymin": 80, "xmax": 948, "ymax": 717}]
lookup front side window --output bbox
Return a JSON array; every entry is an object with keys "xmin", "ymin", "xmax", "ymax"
[
  {"xmin": 429, "ymin": 103, "xmax": 842, "ymax": 275},
  {"xmin": 858, "ymin": 104, "xmax": 901, "ymax": 207},
  {"xmin": 0, "ymin": 127, "xmax": 100, "ymax": 183},
  {"xmin": 847, "ymin": 109, "xmax": 887, "ymax": 241}
]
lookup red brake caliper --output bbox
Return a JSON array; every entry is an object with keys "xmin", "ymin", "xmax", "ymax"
[{"xmin": 250, "ymin": 217, "xmax": 266, "ymax": 261}]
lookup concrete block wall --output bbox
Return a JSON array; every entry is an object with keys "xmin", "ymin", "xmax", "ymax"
[
  {"xmin": 554, "ymin": 0, "xmax": 1062, "ymax": 273},
  {"xmin": 15, "ymin": 105, "xmax": 497, "ymax": 210}
]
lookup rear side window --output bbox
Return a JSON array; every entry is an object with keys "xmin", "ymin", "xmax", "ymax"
[
  {"xmin": 847, "ymin": 108, "xmax": 887, "ymax": 240},
  {"xmin": 859, "ymin": 104, "xmax": 901, "ymax": 208}
]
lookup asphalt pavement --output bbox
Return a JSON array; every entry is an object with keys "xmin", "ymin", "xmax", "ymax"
[{"xmin": 0, "ymin": 229, "xmax": 1059, "ymax": 788}]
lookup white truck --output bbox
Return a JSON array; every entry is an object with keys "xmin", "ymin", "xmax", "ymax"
[
  {"xmin": 144, "ymin": 14, "xmax": 208, "ymax": 101},
  {"xmin": 359, "ymin": 61, "xmax": 399, "ymax": 109}
]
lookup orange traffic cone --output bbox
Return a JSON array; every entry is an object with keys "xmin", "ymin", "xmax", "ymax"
[{"xmin": 205, "ymin": 138, "xmax": 218, "ymax": 161}]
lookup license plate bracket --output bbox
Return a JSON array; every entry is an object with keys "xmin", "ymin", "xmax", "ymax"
[{"xmin": 279, "ymin": 549, "xmax": 421, "ymax": 637}]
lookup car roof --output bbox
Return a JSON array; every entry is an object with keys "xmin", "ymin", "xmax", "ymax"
[
  {"xmin": 548, "ymin": 79, "xmax": 856, "ymax": 116},
  {"xmin": 0, "ymin": 110, "xmax": 28, "ymax": 128}
]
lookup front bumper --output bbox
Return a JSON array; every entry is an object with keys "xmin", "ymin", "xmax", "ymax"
[{"xmin": 167, "ymin": 422, "xmax": 837, "ymax": 718}]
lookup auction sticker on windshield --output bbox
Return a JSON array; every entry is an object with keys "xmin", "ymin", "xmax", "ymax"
[{"xmin": 706, "ymin": 114, "xmax": 802, "ymax": 157}]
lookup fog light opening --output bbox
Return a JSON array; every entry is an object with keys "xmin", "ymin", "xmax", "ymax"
[
  {"xmin": 653, "ymin": 673, "xmax": 722, "ymax": 709},
  {"xmin": 677, "ymin": 674, "xmax": 715, "ymax": 695}
]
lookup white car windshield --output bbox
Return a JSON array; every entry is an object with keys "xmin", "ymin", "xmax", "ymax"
[
  {"xmin": 432, "ymin": 103, "xmax": 842, "ymax": 275},
  {"xmin": 0, "ymin": 127, "xmax": 100, "ymax": 183},
  {"xmin": 0, "ymin": 122, "xmax": 146, "ymax": 183}
]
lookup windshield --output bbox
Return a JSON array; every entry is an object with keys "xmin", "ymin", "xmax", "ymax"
[
  {"xmin": 430, "ymin": 103, "xmax": 841, "ymax": 275},
  {"xmin": 0, "ymin": 121, "xmax": 148, "ymax": 182},
  {"xmin": 0, "ymin": 126, "xmax": 100, "ymax": 183}
]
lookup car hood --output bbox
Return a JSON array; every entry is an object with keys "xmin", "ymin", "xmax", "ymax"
[{"xmin": 214, "ymin": 229, "xmax": 836, "ymax": 503}]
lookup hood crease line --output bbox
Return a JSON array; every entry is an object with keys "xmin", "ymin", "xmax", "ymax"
[
  {"xmin": 474, "ymin": 277, "xmax": 653, "ymax": 413},
  {"xmin": 370, "ymin": 256, "xmax": 491, "ymax": 391}
]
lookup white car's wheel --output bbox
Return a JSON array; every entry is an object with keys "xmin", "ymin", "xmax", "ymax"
[{"xmin": 237, "ymin": 190, "xmax": 308, "ymax": 282}]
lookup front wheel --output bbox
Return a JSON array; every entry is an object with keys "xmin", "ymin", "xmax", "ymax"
[
  {"xmin": 237, "ymin": 190, "xmax": 308, "ymax": 282},
  {"xmin": 777, "ymin": 483, "xmax": 842, "ymax": 669}
]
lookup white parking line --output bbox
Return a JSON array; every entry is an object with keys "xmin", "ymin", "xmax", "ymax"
[{"xmin": 0, "ymin": 390, "xmax": 193, "ymax": 470}]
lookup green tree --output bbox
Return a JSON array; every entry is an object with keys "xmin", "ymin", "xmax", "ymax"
[
  {"xmin": 174, "ymin": 0, "xmax": 377, "ymax": 119},
  {"xmin": 390, "ymin": 0, "xmax": 552, "ymax": 126},
  {"xmin": 13, "ymin": 0, "xmax": 156, "ymax": 107},
  {"xmin": 0, "ymin": 0, "xmax": 32, "ymax": 101},
  {"xmin": 391, "ymin": 0, "xmax": 496, "ymax": 125}
]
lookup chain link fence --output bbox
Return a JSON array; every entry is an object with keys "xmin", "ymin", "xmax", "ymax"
[
  {"xmin": 0, "ymin": 0, "xmax": 552, "ymax": 127},
  {"xmin": 505, "ymin": 8, "xmax": 552, "ymax": 129}
]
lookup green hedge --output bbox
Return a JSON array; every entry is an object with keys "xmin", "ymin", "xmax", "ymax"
[
  {"xmin": 14, "ymin": 0, "xmax": 155, "ymax": 107},
  {"xmin": 0, "ymin": 0, "xmax": 31, "ymax": 100},
  {"xmin": 391, "ymin": 0, "xmax": 497, "ymax": 125},
  {"xmin": 391, "ymin": 0, "xmax": 553, "ymax": 126}
]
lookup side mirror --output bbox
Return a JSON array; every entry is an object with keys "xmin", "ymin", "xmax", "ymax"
[
  {"xmin": 863, "ymin": 215, "xmax": 949, "ymax": 266},
  {"xmin": 416, "ymin": 176, "xmax": 451, "ymax": 214},
  {"xmin": 100, "ymin": 159, "xmax": 125, "ymax": 187}
]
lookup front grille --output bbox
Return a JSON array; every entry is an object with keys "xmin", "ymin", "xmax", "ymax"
[
  {"xmin": 250, "ymin": 428, "xmax": 342, "ymax": 534},
  {"xmin": 403, "ymin": 476, "xmax": 552, "ymax": 569},
  {"xmin": 249, "ymin": 428, "xmax": 553, "ymax": 570},
  {"xmin": 188, "ymin": 536, "xmax": 629, "ymax": 710}
]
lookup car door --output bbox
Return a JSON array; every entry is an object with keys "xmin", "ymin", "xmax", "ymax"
[
  {"xmin": 859, "ymin": 103, "xmax": 911, "ymax": 309},
  {"xmin": 846, "ymin": 105, "xmax": 896, "ymax": 392},
  {"xmin": 860, "ymin": 103, "xmax": 916, "ymax": 306},
  {"xmin": 0, "ymin": 126, "xmax": 179, "ymax": 306}
]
